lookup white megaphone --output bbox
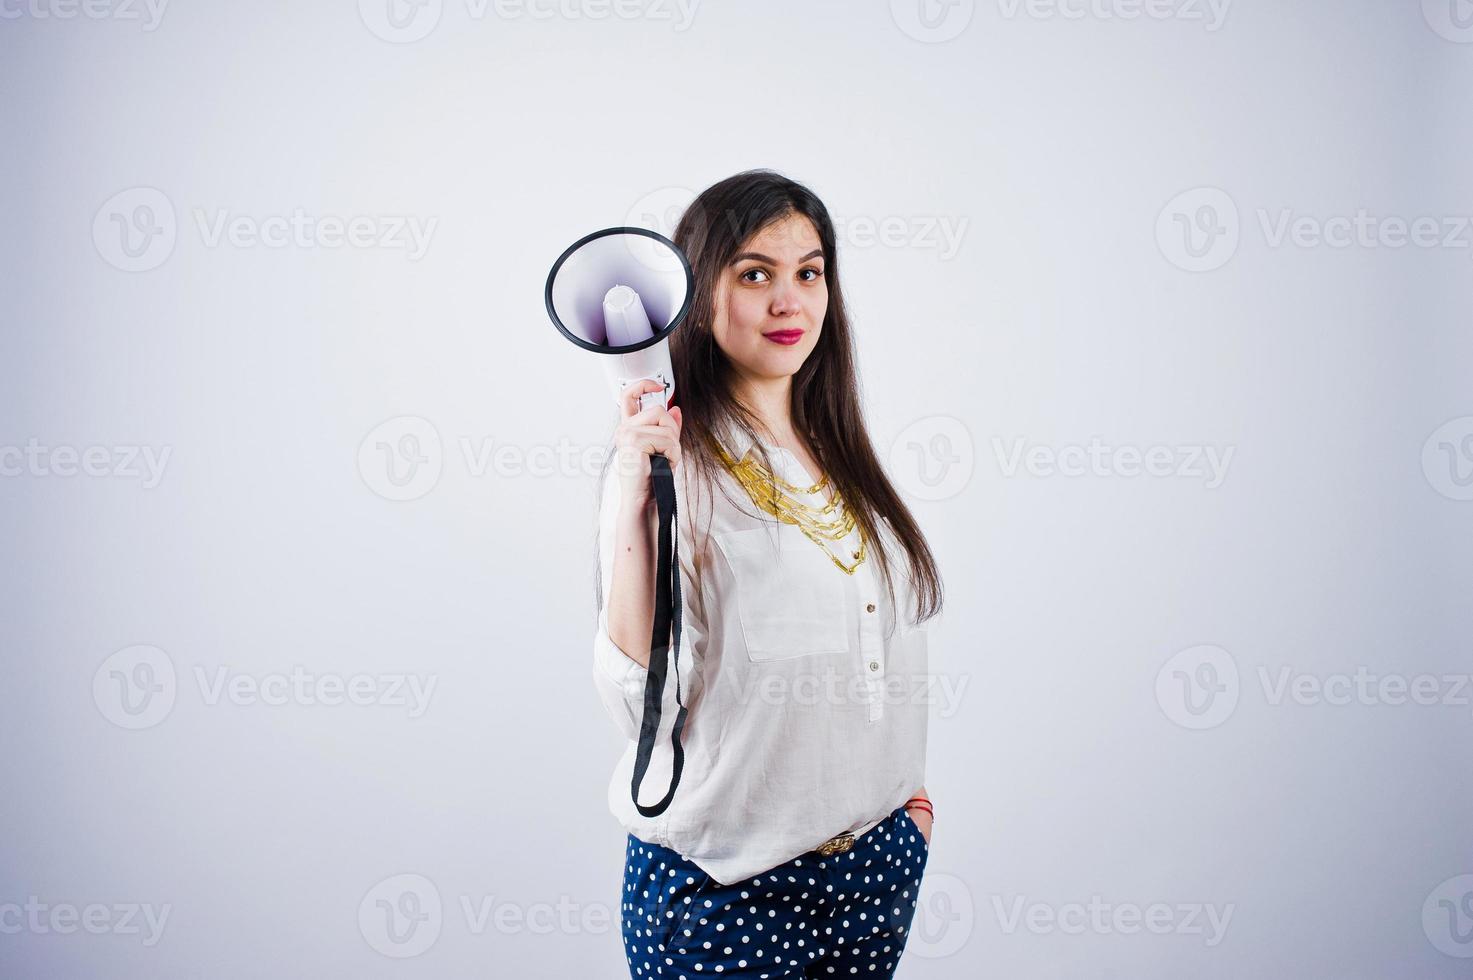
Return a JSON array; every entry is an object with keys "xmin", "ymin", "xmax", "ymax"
[
  {"xmin": 545, "ymin": 226, "xmax": 695, "ymax": 819},
  {"xmin": 544, "ymin": 227, "xmax": 694, "ymax": 413}
]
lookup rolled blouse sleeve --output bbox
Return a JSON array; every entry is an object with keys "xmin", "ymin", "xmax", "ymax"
[{"xmin": 591, "ymin": 467, "xmax": 707, "ymax": 741}]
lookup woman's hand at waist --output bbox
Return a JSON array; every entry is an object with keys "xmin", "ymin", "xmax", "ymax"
[{"xmin": 905, "ymin": 786, "xmax": 932, "ymax": 845}]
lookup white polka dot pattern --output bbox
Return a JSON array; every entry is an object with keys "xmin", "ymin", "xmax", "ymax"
[{"xmin": 620, "ymin": 806, "xmax": 929, "ymax": 978}]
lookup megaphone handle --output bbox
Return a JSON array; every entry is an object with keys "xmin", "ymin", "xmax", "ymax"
[{"xmin": 629, "ymin": 453, "xmax": 687, "ymax": 818}]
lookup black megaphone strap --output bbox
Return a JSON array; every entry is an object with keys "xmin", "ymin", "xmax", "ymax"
[{"xmin": 629, "ymin": 452, "xmax": 687, "ymax": 817}]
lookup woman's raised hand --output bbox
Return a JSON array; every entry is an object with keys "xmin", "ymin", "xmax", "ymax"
[{"xmin": 612, "ymin": 379, "xmax": 683, "ymax": 514}]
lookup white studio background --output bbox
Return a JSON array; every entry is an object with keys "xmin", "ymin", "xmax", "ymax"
[{"xmin": 2, "ymin": 1, "xmax": 1470, "ymax": 977}]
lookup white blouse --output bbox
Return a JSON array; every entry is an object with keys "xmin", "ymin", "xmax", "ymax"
[{"xmin": 591, "ymin": 423, "xmax": 930, "ymax": 886}]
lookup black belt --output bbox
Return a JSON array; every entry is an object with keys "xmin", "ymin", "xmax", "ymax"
[{"xmin": 629, "ymin": 452, "xmax": 687, "ymax": 817}]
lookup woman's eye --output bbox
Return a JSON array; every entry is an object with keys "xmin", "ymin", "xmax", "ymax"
[
  {"xmin": 799, "ymin": 267, "xmax": 824, "ymax": 282},
  {"xmin": 740, "ymin": 268, "xmax": 769, "ymax": 283}
]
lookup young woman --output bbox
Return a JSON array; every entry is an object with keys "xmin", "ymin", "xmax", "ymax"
[{"xmin": 592, "ymin": 169, "xmax": 944, "ymax": 978}]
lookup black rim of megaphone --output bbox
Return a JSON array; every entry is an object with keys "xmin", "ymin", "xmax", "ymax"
[{"xmin": 544, "ymin": 226, "xmax": 695, "ymax": 356}]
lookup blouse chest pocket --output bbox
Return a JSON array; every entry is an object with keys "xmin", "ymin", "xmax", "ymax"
[{"xmin": 713, "ymin": 525, "xmax": 851, "ymax": 662}]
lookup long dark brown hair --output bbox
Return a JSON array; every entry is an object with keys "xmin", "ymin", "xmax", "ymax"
[{"xmin": 667, "ymin": 169, "xmax": 943, "ymax": 626}]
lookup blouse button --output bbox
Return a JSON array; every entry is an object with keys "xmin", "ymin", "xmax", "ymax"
[
  {"xmin": 868, "ymin": 660, "xmax": 880, "ymax": 672},
  {"xmin": 865, "ymin": 602, "xmax": 876, "ymax": 613}
]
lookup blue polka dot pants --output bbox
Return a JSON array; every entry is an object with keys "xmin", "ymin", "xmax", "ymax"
[{"xmin": 621, "ymin": 805, "xmax": 929, "ymax": 978}]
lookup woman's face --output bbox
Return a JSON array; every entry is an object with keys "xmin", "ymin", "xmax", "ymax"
[{"xmin": 711, "ymin": 213, "xmax": 829, "ymax": 386}]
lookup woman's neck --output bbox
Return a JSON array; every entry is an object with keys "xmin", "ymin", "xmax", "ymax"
[{"xmin": 733, "ymin": 373, "xmax": 797, "ymax": 446}]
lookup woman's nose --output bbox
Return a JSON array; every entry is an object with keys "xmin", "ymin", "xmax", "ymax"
[{"xmin": 770, "ymin": 283, "xmax": 802, "ymax": 316}]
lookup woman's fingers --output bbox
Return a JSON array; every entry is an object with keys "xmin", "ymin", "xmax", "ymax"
[
  {"xmin": 618, "ymin": 423, "xmax": 679, "ymax": 451},
  {"xmin": 614, "ymin": 381, "xmax": 681, "ymax": 474},
  {"xmin": 619, "ymin": 379, "xmax": 668, "ymax": 420},
  {"xmin": 621, "ymin": 430, "xmax": 680, "ymax": 464}
]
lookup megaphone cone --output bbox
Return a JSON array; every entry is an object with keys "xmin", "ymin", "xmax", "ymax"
[{"xmin": 544, "ymin": 227, "xmax": 693, "ymax": 413}]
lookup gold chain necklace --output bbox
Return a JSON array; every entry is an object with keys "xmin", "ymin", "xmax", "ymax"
[{"xmin": 716, "ymin": 443, "xmax": 868, "ymax": 575}]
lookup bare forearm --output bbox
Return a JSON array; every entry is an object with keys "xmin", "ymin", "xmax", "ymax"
[{"xmin": 607, "ymin": 501, "xmax": 658, "ymax": 669}]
